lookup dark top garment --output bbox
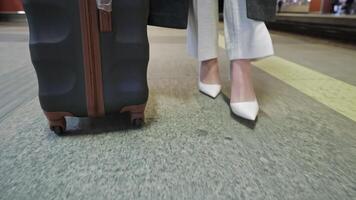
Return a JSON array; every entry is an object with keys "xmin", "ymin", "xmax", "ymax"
[
  {"xmin": 247, "ymin": 0, "xmax": 277, "ymax": 21},
  {"xmin": 148, "ymin": 0, "xmax": 190, "ymax": 29},
  {"xmin": 148, "ymin": 0, "xmax": 277, "ymax": 29}
]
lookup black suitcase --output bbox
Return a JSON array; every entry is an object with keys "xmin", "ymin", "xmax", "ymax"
[{"xmin": 23, "ymin": 0, "xmax": 150, "ymax": 134}]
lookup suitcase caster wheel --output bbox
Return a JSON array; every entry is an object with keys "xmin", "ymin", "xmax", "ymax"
[
  {"xmin": 131, "ymin": 118, "xmax": 144, "ymax": 128},
  {"xmin": 48, "ymin": 117, "xmax": 66, "ymax": 135},
  {"xmin": 120, "ymin": 104, "xmax": 146, "ymax": 129},
  {"xmin": 51, "ymin": 126, "xmax": 65, "ymax": 135}
]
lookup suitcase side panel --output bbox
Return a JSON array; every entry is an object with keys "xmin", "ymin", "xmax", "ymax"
[
  {"xmin": 23, "ymin": 0, "xmax": 87, "ymax": 116},
  {"xmin": 100, "ymin": 0, "xmax": 150, "ymax": 115}
]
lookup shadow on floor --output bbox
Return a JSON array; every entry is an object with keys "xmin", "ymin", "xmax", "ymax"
[
  {"xmin": 56, "ymin": 112, "xmax": 154, "ymax": 137},
  {"xmin": 54, "ymin": 94, "xmax": 159, "ymax": 137}
]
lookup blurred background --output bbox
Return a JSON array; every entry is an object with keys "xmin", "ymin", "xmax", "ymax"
[{"xmin": 0, "ymin": 0, "xmax": 355, "ymax": 199}]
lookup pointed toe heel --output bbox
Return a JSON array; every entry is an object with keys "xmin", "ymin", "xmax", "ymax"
[
  {"xmin": 230, "ymin": 100, "xmax": 259, "ymax": 121},
  {"xmin": 199, "ymin": 81, "xmax": 222, "ymax": 98}
]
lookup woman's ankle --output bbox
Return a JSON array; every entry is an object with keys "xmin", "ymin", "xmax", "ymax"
[
  {"xmin": 230, "ymin": 59, "xmax": 257, "ymax": 103},
  {"xmin": 200, "ymin": 58, "xmax": 221, "ymax": 84}
]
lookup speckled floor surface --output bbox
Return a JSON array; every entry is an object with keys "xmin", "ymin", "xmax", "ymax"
[{"xmin": 0, "ymin": 25, "xmax": 356, "ymax": 200}]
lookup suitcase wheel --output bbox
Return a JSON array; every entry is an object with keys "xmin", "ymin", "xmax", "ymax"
[
  {"xmin": 131, "ymin": 118, "xmax": 144, "ymax": 128},
  {"xmin": 51, "ymin": 126, "xmax": 65, "ymax": 135},
  {"xmin": 121, "ymin": 104, "xmax": 146, "ymax": 129},
  {"xmin": 130, "ymin": 112, "xmax": 144, "ymax": 128},
  {"xmin": 48, "ymin": 117, "xmax": 67, "ymax": 135}
]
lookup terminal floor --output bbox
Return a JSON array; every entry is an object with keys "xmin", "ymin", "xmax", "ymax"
[{"xmin": 0, "ymin": 24, "xmax": 356, "ymax": 200}]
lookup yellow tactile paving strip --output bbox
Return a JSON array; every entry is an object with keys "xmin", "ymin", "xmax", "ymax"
[{"xmin": 219, "ymin": 34, "xmax": 356, "ymax": 122}]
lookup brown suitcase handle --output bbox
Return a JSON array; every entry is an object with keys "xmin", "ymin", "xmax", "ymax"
[{"xmin": 99, "ymin": 9, "xmax": 112, "ymax": 32}]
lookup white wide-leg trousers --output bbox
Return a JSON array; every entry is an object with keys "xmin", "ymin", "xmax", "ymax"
[{"xmin": 187, "ymin": 0, "xmax": 274, "ymax": 61}]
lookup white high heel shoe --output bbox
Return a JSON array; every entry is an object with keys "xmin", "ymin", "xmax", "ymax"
[
  {"xmin": 198, "ymin": 81, "xmax": 221, "ymax": 98},
  {"xmin": 230, "ymin": 100, "xmax": 259, "ymax": 121},
  {"xmin": 198, "ymin": 64, "xmax": 221, "ymax": 98}
]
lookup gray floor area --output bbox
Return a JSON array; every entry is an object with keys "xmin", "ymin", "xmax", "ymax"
[
  {"xmin": 0, "ymin": 23, "xmax": 36, "ymax": 122},
  {"xmin": 271, "ymin": 31, "xmax": 356, "ymax": 85},
  {"xmin": 0, "ymin": 24, "xmax": 356, "ymax": 200}
]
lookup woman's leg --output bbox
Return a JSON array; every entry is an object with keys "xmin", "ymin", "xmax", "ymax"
[
  {"xmin": 230, "ymin": 59, "xmax": 256, "ymax": 102},
  {"xmin": 187, "ymin": 0, "xmax": 221, "ymax": 85},
  {"xmin": 224, "ymin": 0, "xmax": 274, "ymax": 103}
]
